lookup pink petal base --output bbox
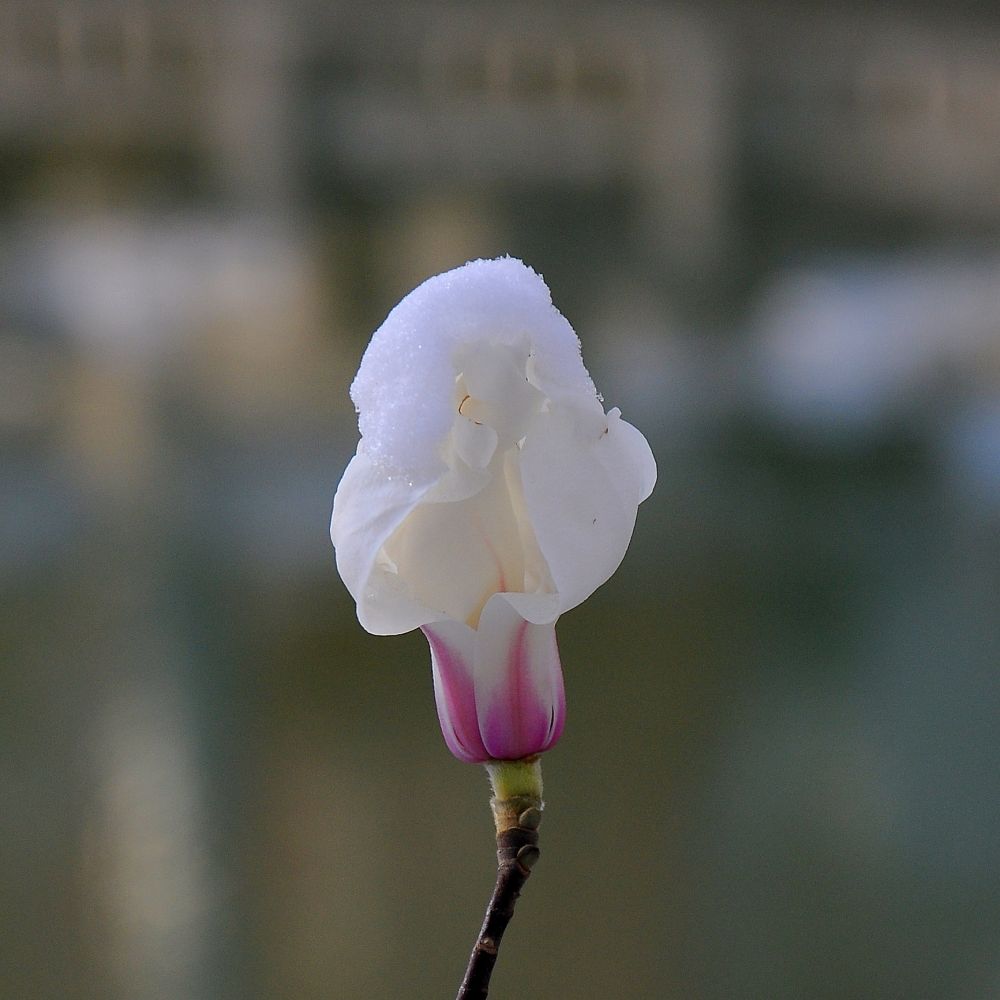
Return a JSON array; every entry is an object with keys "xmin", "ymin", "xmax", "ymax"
[
  {"xmin": 423, "ymin": 603, "xmax": 566, "ymax": 764},
  {"xmin": 478, "ymin": 617, "xmax": 564, "ymax": 760},
  {"xmin": 424, "ymin": 623, "xmax": 488, "ymax": 763}
]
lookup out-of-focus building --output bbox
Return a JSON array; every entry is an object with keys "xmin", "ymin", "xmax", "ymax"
[
  {"xmin": 744, "ymin": 8, "xmax": 1000, "ymax": 221},
  {"xmin": 2, "ymin": 1, "xmax": 997, "ymax": 489}
]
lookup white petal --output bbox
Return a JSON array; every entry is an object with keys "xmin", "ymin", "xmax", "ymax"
[
  {"xmin": 603, "ymin": 407, "xmax": 658, "ymax": 504},
  {"xmin": 381, "ymin": 455, "xmax": 528, "ymax": 629},
  {"xmin": 330, "ymin": 452, "xmax": 439, "ymax": 635},
  {"xmin": 332, "ymin": 256, "xmax": 656, "ymax": 645},
  {"xmin": 518, "ymin": 406, "xmax": 655, "ymax": 614}
]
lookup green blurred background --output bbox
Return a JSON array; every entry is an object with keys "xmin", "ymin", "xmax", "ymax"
[{"xmin": 2, "ymin": 3, "xmax": 999, "ymax": 998}]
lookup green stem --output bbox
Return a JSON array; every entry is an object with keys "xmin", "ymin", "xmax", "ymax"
[{"xmin": 485, "ymin": 756, "xmax": 543, "ymax": 832}]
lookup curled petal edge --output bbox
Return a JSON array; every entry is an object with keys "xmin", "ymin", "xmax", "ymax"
[
  {"xmin": 331, "ymin": 451, "xmax": 440, "ymax": 636},
  {"xmin": 518, "ymin": 407, "xmax": 657, "ymax": 615}
]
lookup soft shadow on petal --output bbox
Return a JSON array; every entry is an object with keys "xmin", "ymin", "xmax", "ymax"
[
  {"xmin": 382, "ymin": 456, "xmax": 525, "ymax": 628},
  {"xmin": 423, "ymin": 621, "xmax": 488, "ymax": 763},
  {"xmin": 499, "ymin": 591, "xmax": 561, "ymax": 626},
  {"xmin": 474, "ymin": 595, "xmax": 565, "ymax": 760},
  {"xmin": 457, "ymin": 340, "xmax": 544, "ymax": 448},
  {"xmin": 451, "ymin": 416, "xmax": 498, "ymax": 473}
]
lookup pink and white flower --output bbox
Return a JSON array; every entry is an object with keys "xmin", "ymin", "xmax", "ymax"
[{"xmin": 331, "ymin": 257, "xmax": 655, "ymax": 762}]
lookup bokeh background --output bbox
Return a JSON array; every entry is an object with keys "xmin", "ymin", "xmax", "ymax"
[{"xmin": 3, "ymin": 3, "xmax": 999, "ymax": 998}]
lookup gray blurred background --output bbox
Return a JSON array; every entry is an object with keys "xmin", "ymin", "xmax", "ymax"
[{"xmin": 2, "ymin": 2, "xmax": 999, "ymax": 998}]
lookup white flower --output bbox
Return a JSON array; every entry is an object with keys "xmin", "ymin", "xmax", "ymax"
[{"xmin": 331, "ymin": 257, "xmax": 655, "ymax": 761}]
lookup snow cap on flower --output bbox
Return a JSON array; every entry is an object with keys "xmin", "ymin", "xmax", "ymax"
[
  {"xmin": 332, "ymin": 256, "xmax": 655, "ymax": 762},
  {"xmin": 350, "ymin": 256, "xmax": 599, "ymax": 483}
]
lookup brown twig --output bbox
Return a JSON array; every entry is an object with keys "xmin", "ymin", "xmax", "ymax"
[{"xmin": 456, "ymin": 804, "xmax": 543, "ymax": 999}]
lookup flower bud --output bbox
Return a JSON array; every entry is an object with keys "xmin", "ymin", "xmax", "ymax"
[{"xmin": 331, "ymin": 257, "xmax": 655, "ymax": 761}]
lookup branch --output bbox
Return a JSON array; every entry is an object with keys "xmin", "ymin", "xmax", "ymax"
[{"xmin": 456, "ymin": 803, "xmax": 542, "ymax": 1000}]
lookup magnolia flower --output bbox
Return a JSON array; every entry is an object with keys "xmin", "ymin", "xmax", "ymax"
[{"xmin": 331, "ymin": 257, "xmax": 655, "ymax": 763}]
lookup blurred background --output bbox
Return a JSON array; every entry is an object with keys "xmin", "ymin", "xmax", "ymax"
[{"xmin": 2, "ymin": 2, "xmax": 999, "ymax": 998}]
